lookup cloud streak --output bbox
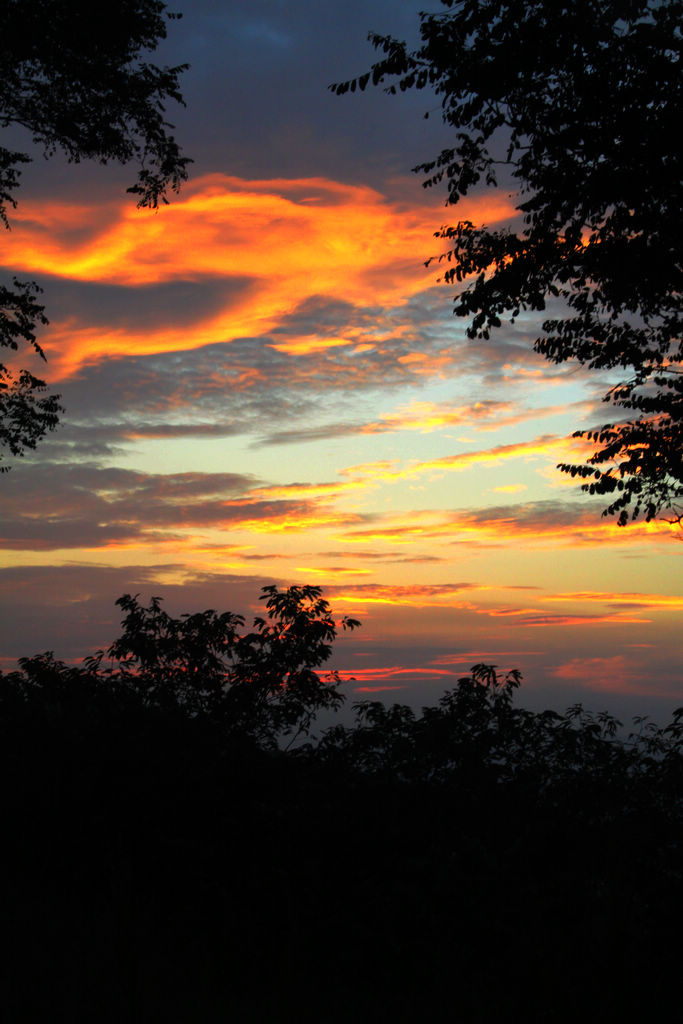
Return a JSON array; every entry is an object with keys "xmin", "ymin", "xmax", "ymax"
[
  {"xmin": 258, "ymin": 398, "xmax": 590, "ymax": 446},
  {"xmin": 0, "ymin": 464, "xmax": 361, "ymax": 551},
  {"xmin": 340, "ymin": 499, "xmax": 673, "ymax": 547}
]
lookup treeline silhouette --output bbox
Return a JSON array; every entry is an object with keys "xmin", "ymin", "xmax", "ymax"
[{"xmin": 1, "ymin": 586, "xmax": 680, "ymax": 1022}]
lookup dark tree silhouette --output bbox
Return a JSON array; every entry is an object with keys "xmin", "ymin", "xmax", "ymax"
[
  {"xmin": 332, "ymin": 0, "xmax": 682, "ymax": 525},
  {"xmin": 0, "ymin": 0, "xmax": 190, "ymax": 469},
  {"xmin": 1, "ymin": 586, "xmax": 681, "ymax": 1020},
  {"xmin": 7, "ymin": 584, "xmax": 360, "ymax": 746},
  {"xmin": 89, "ymin": 583, "xmax": 360, "ymax": 745}
]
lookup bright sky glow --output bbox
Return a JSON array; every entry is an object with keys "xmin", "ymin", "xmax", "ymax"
[{"xmin": 0, "ymin": 0, "xmax": 680, "ymax": 722}]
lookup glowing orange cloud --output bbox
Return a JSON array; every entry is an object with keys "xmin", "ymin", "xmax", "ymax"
[
  {"xmin": 547, "ymin": 591, "xmax": 683, "ymax": 609},
  {"xmin": 474, "ymin": 400, "xmax": 595, "ymax": 433},
  {"xmin": 505, "ymin": 612, "xmax": 651, "ymax": 626},
  {"xmin": 430, "ymin": 651, "xmax": 543, "ymax": 665},
  {"xmin": 295, "ymin": 566, "xmax": 372, "ymax": 578},
  {"xmin": 339, "ymin": 501, "xmax": 672, "ymax": 547},
  {"xmin": 349, "ymin": 665, "xmax": 454, "ymax": 681},
  {"xmin": 2, "ymin": 174, "xmax": 517, "ymax": 379},
  {"xmin": 322, "ymin": 586, "xmax": 652, "ymax": 623},
  {"xmin": 338, "ymin": 435, "xmax": 594, "ymax": 491},
  {"xmin": 350, "ymin": 398, "xmax": 593, "ymax": 442},
  {"xmin": 262, "ymin": 399, "xmax": 597, "ymax": 447},
  {"xmin": 358, "ymin": 399, "xmax": 517, "ymax": 434},
  {"xmin": 248, "ymin": 479, "xmax": 369, "ymax": 501},
  {"xmin": 342, "ymin": 665, "xmax": 456, "ymax": 688},
  {"xmin": 328, "ymin": 438, "xmax": 582, "ymax": 511},
  {"xmin": 227, "ymin": 509, "xmax": 362, "ymax": 535},
  {"xmin": 326, "ymin": 583, "xmax": 485, "ymax": 608},
  {"xmin": 395, "ymin": 434, "xmax": 590, "ymax": 478},
  {"xmin": 338, "ymin": 460, "xmax": 398, "ymax": 478}
]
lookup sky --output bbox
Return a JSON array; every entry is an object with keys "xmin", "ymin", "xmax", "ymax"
[{"xmin": 1, "ymin": 0, "xmax": 680, "ymax": 723}]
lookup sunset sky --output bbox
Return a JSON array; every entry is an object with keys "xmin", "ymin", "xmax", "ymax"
[{"xmin": 1, "ymin": 0, "xmax": 680, "ymax": 722}]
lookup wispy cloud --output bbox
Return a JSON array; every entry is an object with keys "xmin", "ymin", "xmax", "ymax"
[
  {"xmin": 259, "ymin": 398, "xmax": 596, "ymax": 447},
  {"xmin": 547, "ymin": 592, "xmax": 683, "ymax": 610},
  {"xmin": 550, "ymin": 655, "xmax": 663, "ymax": 696},
  {"xmin": 324, "ymin": 583, "xmax": 653, "ymax": 624},
  {"xmin": 0, "ymin": 463, "xmax": 361, "ymax": 551},
  {"xmin": 259, "ymin": 398, "xmax": 516, "ymax": 446},
  {"xmin": 340, "ymin": 499, "xmax": 673, "ymax": 547},
  {"xmin": 335, "ymin": 435, "xmax": 593, "ymax": 492},
  {"xmin": 326, "ymin": 582, "xmax": 485, "ymax": 607},
  {"xmin": 496, "ymin": 611, "xmax": 651, "ymax": 627}
]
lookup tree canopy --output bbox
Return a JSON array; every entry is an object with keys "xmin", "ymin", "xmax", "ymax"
[
  {"xmin": 1, "ymin": 584, "xmax": 681, "ymax": 1019},
  {"xmin": 332, "ymin": 0, "xmax": 682, "ymax": 525},
  {"xmin": 0, "ymin": 0, "xmax": 190, "ymax": 469},
  {"xmin": 11, "ymin": 584, "xmax": 361, "ymax": 749}
]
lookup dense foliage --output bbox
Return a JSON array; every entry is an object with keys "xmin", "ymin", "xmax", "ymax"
[
  {"xmin": 333, "ymin": 0, "xmax": 682, "ymax": 524},
  {"xmin": 1, "ymin": 0, "xmax": 190, "ymax": 468},
  {"xmin": 1, "ymin": 586, "xmax": 681, "ymax": 1020}
]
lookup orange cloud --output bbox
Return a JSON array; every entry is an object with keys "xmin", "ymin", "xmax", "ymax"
[
  {"xmin": 263, "ymin": 399, "xmax": 598, "ymax": 448},
  {"xmin": 337, "ymin": 597, "xmax": 650, "ymax": 626},
  {"xmin": 344, "ymin": 665, "xmax": 455, "ymax": 688},
  {"xmin": 402, "ymin": 434, "xmax": 590, "ymax": 477},
  {"xmin": 430, "ymin": 651, "xmax": 543, "ymax": 665},
  {"xmin": 248, "ymin": 479, "xmax": 369, "ymax": 501},
  {"xmin": 357, "ymin": 399, "xmax": 520, "ymax": 435},
  {"xmin": 339, "ymin": 460, "xmax": 399, "ymax": 478},
  {"xmin": 327, "ymin": 582, "xmax": 485, "ymax": 608},
  {"xmin": 475, "ymin": 400, "xmax": 595, "ymax": 432},
  {"xmin": 295, "ymin": 566, "xmax": 372, "ymax": 578},
  {"xmin": 229, "ymin": 508, "xmax": 361, "ymax": 534},
  {"xmin": 339, "ymin": 498, "xmax": 673, "ymax": 547},
  {"xmin": 351, "ymin": 666, "xmax": 453, "ymax": 680},
  {"xmin": 2, "ymin": 174, "xmax": 516, "ymax": 379},
  {"xmin": 337, "ymin": 435, "xmax": 594, "ymax": 490},
  {"xmin": 547, "ymin": 592, "xmax": 683, "ymax": 610},
  {"xmin": 508, "ymin": 612, "xmax": 650, "ymax": 627}
]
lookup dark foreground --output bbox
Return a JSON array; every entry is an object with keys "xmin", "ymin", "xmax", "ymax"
[{"xmin": 1, "ymin": 590, "xmax": 680, "ymax": 1021}]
